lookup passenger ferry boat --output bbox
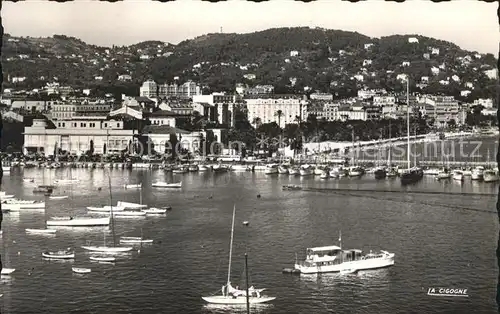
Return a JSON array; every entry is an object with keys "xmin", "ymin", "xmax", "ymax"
[{"xmin": 293, "ymin": 234, "xmax": 395, "ymax": 274}]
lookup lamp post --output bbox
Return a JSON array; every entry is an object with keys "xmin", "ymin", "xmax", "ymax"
[{"xmin": 243, "ymin": 220, "xmax": 250, "ymax": 314}]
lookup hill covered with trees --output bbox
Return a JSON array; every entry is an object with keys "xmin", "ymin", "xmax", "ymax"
[{"xmin": 2, "ymin": 28, "xmax": 497, "ymax": 100}]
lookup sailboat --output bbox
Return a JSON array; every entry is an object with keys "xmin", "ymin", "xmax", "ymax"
[
  {"xmin": 400, "ymin": 76, "xmax": 423, "ymax": 185},
  {"xmin": 374, "ymin": 138, "xmax": 386, "ymax": 179},
  {"xmin": 81, "ymin": 175, "xmax": 134, "ymax": 253},
  {"xmin": 202, "ymin": 206, "xmax": 276, "ymax": 305},
  {"xmin": 116, "ymin": 185, "xmax": 147, "ymax": 209}
]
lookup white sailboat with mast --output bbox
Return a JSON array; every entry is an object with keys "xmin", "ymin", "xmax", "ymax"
[
  {"xmin": 202, "ymin": 205, "xmax": 275, "ymax": 305},
  {"xmin": 81, "ymin": 174, "xmax": 134, "ymax": 253}
]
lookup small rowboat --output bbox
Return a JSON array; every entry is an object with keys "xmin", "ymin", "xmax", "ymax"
[
  {"xmin": 89, "ymin": 256, "xmax": 116, "ymax": 262},
  {"xmin": 141, "ymin": 208, "xmax": 167, "ymax": 214},
  {"xmin": 49, "ymin": 195, "xmax": 68, "ymax": 200},
  {"xmin": 72, "ymin": 267, "xmax": 91, "ymax": 274},
  {"xmin": 1, "ymin": 268, "xmax": 15, "ymax": 275},
  {"xmin": 120, "ymin": 236, "xmax": 153, "ymax": 244},
  {"xmin": 152, "ymin": 181, "xmax": 182, "ymax": 188},
  {"xmin": 23, "ymin": 178, "xmax": 35, "ymax": 183},
  {"xmin": 26, "ymin": 228, "xmax": 57, "ymax": 234},
  {"xmin": 42, "ymin": 250, "xmax": 75, "ymax": 259}
]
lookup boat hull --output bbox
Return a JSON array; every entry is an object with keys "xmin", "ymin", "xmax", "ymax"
[
  {"xmin": 26, "ymin": 228, "xmax": 56, "ymax": 234},
  {"xmin": 1, "ymin": 268, "xmax": 15, "ymax": 275},
  {"xmin": 81, "ymin": 246, "xmax": 134, "ymax": 253},
  {"xmin": 47, "ymin": 217, "xmax": 110, "ymax": 227},
  {"xmin": 42, "ymin": 252, "xmax": 74, "ymax": 259},
  {"xmin": 295, "ymin": 254, "xmax": 395, "ymax": 274},
  {"xmin": 202, "ymin": 296, "xmax": 276, "ymax": 304}
]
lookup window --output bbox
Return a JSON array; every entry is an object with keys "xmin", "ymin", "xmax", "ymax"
[
  {"xmin": 117, "ymin": 123, "xmax": 120, "ymax": 128},
  {"xmin": 104, "ymin": 123, "xmax": 108, "ymax": 127},
  {"xmin": 57, "ymin": 123, "xmax": 61, "ymax": 127},
  {"xmin": 81, "ymin": 123, "xmax": 84, "ymax": 127},
  {"xmin": 62, "ymin": 123, "xmax": 66, "ymax": 127}
]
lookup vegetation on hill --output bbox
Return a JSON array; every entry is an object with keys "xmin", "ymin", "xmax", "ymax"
[{"xmin": 2, "ymin": 28, "xmax": 497, "ymax": 100}]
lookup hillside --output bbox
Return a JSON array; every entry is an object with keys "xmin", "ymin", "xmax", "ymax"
[{"xmin": 2, "ymin": 27, "xmax": 497, "ymax": 100}]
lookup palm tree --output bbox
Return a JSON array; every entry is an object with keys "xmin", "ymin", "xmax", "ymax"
[{"xmin": 275, "ymin": 110, "xmax": 284, "ymax": 129}]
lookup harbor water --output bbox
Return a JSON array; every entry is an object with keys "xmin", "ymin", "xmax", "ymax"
[{"xmin": 0, "ymin": 167, "xmax": 498, "ymax": 313}]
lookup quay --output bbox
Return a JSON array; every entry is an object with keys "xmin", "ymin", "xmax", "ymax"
[{"xmin": 353, "ymin": 159, "xmax": 497, "ymax": 168}]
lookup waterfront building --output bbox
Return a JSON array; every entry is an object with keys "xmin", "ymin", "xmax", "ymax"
[
  {"xmin": 244, "ymin": 94, "xmax": 304, "ymax": 128},
  {"xmin": 142, "ymin": 125, "xmax": 204, "ymax": 155},
  {"xmin": 23, "ymin": 118, "xmax": 135, "ymax": 155}
]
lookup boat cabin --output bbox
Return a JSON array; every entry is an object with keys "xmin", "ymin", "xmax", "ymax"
[{"xmin": 303, "ymin": 246, "xmax": 365, "ymax": 266}]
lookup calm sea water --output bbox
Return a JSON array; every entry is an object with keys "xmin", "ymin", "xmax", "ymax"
[{"xmin": 0, "ymin": 167, "xmax": 498, "ymax": 314}]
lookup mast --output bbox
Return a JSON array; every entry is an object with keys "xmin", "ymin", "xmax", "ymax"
[
  {"xmin": 339, "ymin": 230, "xmax": 343, "ymax": 263},
  {"xmin": 406, "ymin": 77, "xmax": 411, "ymax": 170},
  {"xmin": 226, "ymin": 205, "xmax": 236, "ymax": 290},
  {"xmin": 108, "ymin": 174, "xmax": 116, "ymax": 247},
  {"xmin": 245, "ymin": 253, "xmax": 250, "ymax": 314}
]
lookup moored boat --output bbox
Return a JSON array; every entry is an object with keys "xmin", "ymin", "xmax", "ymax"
[
  {"xmin": 49, "ymin": 195, "xmax": 69, "ymax": 200},
  {"xmin": 198, "ymin": 164, "xmax": 210, "ymax": 171},
  {"xmin": 294, "ymin": 241, "xmax": 395, "ymax": 274},
  {"xmin": 436, "ymin": 168, "xmax": 451, "ymax": 180},
  {"xmin": 124, "ymin": 183, "xmax": 142, "ymax": 189},
  {"xmin": 152, "ymin": 181, "xmax": 182, "ymax": 188},
  {"xmin": 483, "ymin": 169, "xmax": 499, "ymax": 183},
  {"xmin": 54, "ymin": 179, "xmax": 79, "ymax": 185},
  {"xmin": 1, "ymin": 268, "xmax": 15, "ymax": 275},
  {"xmin": 299, "ymin": 165, "xmax": 314, "ymax": 176},
  {"xmin": 471, "ymin": 166, "xmax": 484, "ymax": 181},
  {"xmin": 89, "ymin": 256, "xmax": 116, "ymax": 262},
  {"xmin": 42, "ymin": 250, "xmax": 75, "ymax": 259},
  {"xmin": 264, "ymin": 164, "xmax": 279, "ymax": 175},
  {"xmin": 87, "ymin": 206, "xmax": 125, "ymax": 212},
  {"xmin": 202, "ymin": 205, "xmax": 275, "ymax": 305},
  {"xmin": 288, "ymin": 166, "xmax": 300, "ymax": 176},
  {"xmin": 348, "ymin": 166, "xmax": 364, "ymax": 177},
  {"xmin": 374, "ymin": 167, "xmax": 387, "ymax": 179},
  {"xmin": 452, "ymin": 170, "xmax": 464, "ymax": 182},
  {"xmin": 26, "ymin": 228, "xmax": 57, "ymax": 234},
  {"xmin": 116, "ymin": 201, "xmax": 147, "ymax": 209},
  {"xmin": 278, "ymin": 165, "xmax": 289, "ymax": 174},
  {"xmin": 47, "ymin": 217, "xmax": 110, "ymax": 227},
  {"xmin": 81, "ymin": 246, "xmax": 133, "ymax": 253},
  {"xmin": 72, "ymin": 267, "xmax": 91, "ymax": 274},
  {"xmin": 120, "ymin": 236, "xmax": 153, "ymax": 244},
  {"xmin": 188, "ymin": 164, "xmax": 199, "ymax": 172}
]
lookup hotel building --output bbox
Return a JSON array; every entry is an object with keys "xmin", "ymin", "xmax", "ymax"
[{"xmin": 244, "ymin": 94, "xmax": 305, "ymax": 128}]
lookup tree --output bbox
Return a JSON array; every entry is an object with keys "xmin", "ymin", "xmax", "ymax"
[
  {"xmin": 89, "ymin": 140, "xmax": 94, "ymax": 156},
  {"xmin": 275, "ymin": 110, "xmax": 284, "ymax": 129}
]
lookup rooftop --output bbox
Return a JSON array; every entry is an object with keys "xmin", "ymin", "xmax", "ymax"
[
  {"xmin": 149, "ymin": 110, "xmax": 178, "ymax": 117},
  {"xmin": 307, "ymin": 245, "xmax": 341, "ymax": 252},
  {"xmin": 142, "ymin": 125, "xmax": 190, "ymax": 135}
]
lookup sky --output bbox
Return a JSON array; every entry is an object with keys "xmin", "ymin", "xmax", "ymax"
[{"xmin": 3, "ymin": 0, "xmax": 499, "ymax": 54}]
